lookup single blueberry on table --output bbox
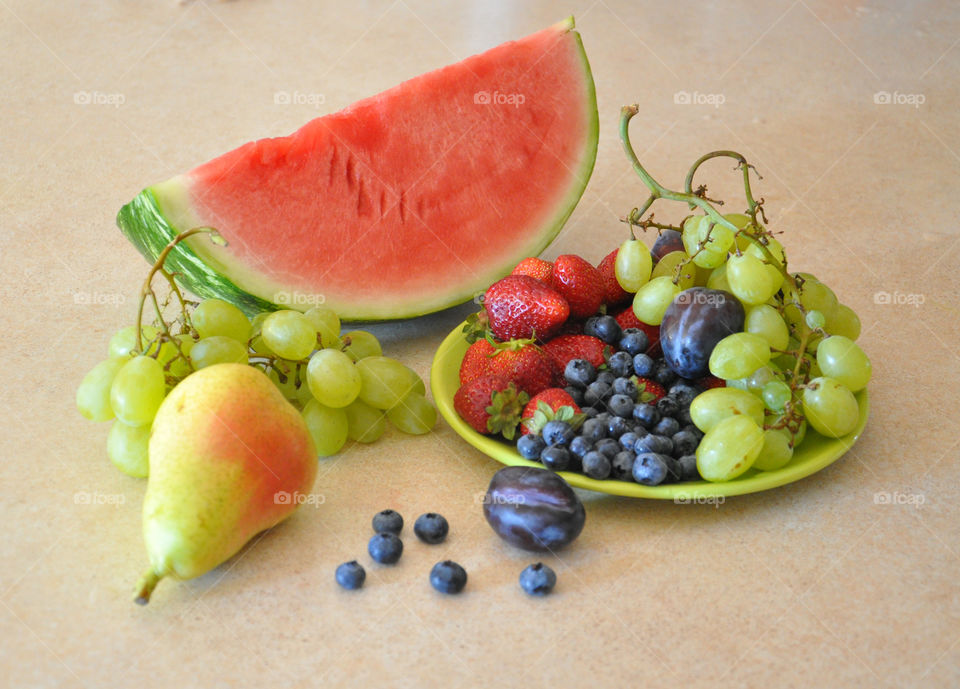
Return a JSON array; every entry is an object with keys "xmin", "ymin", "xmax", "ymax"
[
  {"xmin": 372, "ymin": 509, "xmax": 403, "ymax": 535},
  {"xmin": 368, "ymin": 532, "xmax": 403, "ymax": 564},
  {"xmin": 335, "ymin": 561, "xmax": 366, "ymax": 590},
  {"xmin": 430, "ymin": 560, "xmax": 468, "ymax": 594},
  {"xmin": 540, "ymin": 445, "xmax": 572, "ymax": 471},
  {"xmin": 542, "ymin": 420, "xmax": 574, "ymax": 446},
  {"xmin": 517, "ymin": 433, "xmax": 547, "ymax": 460},
  {"xmin": 564, "ymin": 358, "xmax": 596, "ymax": 388},
  {"xmin": 519, "ymin": 562, "xmax": 557, "ymax": 595},
  {"xmin": 414, "ymin": 513, "xmax": 449, "ymax": 544}
]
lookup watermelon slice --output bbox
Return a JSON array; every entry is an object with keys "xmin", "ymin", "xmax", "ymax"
[{"xmin": 117, "ymin": 18, "xmax": 598, "ymax": 319}]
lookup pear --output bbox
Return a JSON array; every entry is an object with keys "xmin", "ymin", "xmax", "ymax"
[{"xmin": 134, "ymin": 363, "xmax": 317, "ymax": 604}]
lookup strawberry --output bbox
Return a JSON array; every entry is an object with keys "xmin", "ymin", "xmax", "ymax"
[
  {"xmin": 697, "ymin": 375, "xmax": 726, "ymax": 390},
  {"xmin": 542, "ymin": 334, "xmax": 609, "ymax": 371},
  {"xmin": 614, "ymin": 306, "xmax": 662, "ymax": 357},
  {"xmin": 520, "ymin": 388, "xmax": 585, "ymax": 435},
  {"xmin": 453, "ymin": 374, "xmax": 528, "ymax": 439},
  {"xmin": 551, "ymin": 254, "xmax": 606, "ymax": 318},
  {"xmin": 597, "ymin": 249, "xmax": 631, "ymax": 306},
  {"xmin": 635, "ymin": 377, "xmax": 666, "ymax": 403},
  {"xmin": 511, "ymin": 257, "xmax": 554, "ymax": 284},
  {"xmin": 459, "ymin": 338, "xmax": 496, "ymax": 385},
  {"xmin": 483, "ymin": 275, "xmax": 569, "ymax": 341},
  {"xmin": 483, "ymin": 337, "xmax": 556, "ymax": 397}
]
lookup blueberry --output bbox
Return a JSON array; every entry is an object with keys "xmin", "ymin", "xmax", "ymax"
[
  {"xmin": 661, "ymin": 455, "xmax": 682, "ymax": 482},
  {"xmin": 682, "ymin": 424, "xmax": 704, "ymax": 439},
  {"xmin": 580, "ymin": 418, "xmax": 607, "ymax": 442},
  {"xmin": 635, "ymin": 433, "xmax": 673, "ymax": 456},
  {"xmin": 668, "ymin": 381, "xmax": 701, "ymax": 406},
  {"xmin": 675, "ymin": 406, "xmax": 694, "ymax": 427},
  {"xmin": 633, "ymin": 353, "xmax": 655, "ymax": 377},
  {"xmin": 606, "ymin": 415, "xmax": 630, "ymax": 439},
  {"xmin": 414, "ymin": 513, "xmax": 449, "ymax": 544},
  {"xmin": 653, "ymin": 416, "xmax": 680, "ymax": 437},
  {"xmin": 607, "ymin": 351, "xmax": 634, "ymax": 377},
  {"xmin": 335, "ymin": 561, "xmax": 366, "ymax": 590},
  {"xmin": 564, "ymin": 359, "xmax": 596, "ymax": 388},
  {"xmin": 595, "ymin": 438, "xmax": 621, "ymax": 459},
  {"xmin": 584, "ymin": 381, "xmax": 611, "ymax": 407},
  {"xmin": 632, "ymin": 453, "xmax": 670, "ymax": 485},
  {"xmin": 542, "ymin": 420, "xmax": 574, "ymax": 446},
  {"xmin": 569, "ymin": 435, "xmax": 593, "ymax": 459},
  {"xmin": 540, "ymin": 445, "xmax": 572, "ymax": 471},
  {"xmin": 618, "ymin": 328, "xmax": 650, "ymax": 356},
  {"xmin": 581, "ymin": 406, "xmax": 601, "ymax": 419},
  {"xmin": 372, "ymin": 509, "xmax": 403, "ymax": 535},
  {"xmin": 612, "ymin": 376, "xmax": 638, "ymax": 399},
  {"xmin": 589, "ymin": 315, "xmax": 622, "ymax": 344},
  {"xmin": 583, "ymin": 316, "xmax": 602, "ymax": 339},
  {"xmin": 519, "ymin": 562, "xmax": 557, "ymax": 595},
  {"xmin": 581, "ymin": 450, "xmax": 612, "ymax": 479},
  {"xmin": 608, "ymin": 393, "xmax": 635, "ymax": 419},
  {"xmin": 677, "ymin": 454, "xmax": 700, "ymax": 481},
  {"xmin": 652, "ymin": 359, "xmax": 677, "ymax": 386},
  {"xmin": 368, "ymin": 532, "xmax": 403, "ymax": 564},
  {"xmin": 564, "ymin": 385, "xmax": 586, "ymax": 406},
  {"xmin": 611, "ymin": 450, "xmax": 636, "ymax": 480},
  {"xmin": 593, "ymin": 411, "xmax": 613, "ymax": 425},
  {"xmin": 632, "ymin": 403, "xmax": 661, "ymax": 429},
  {"xmin": 430, "ymin": 560, "xmax": 467, "ymax": 594},
  {"xmin": 671, "ymin": 430, "xmax": 700, "ymax": 457},
  {"xmin": 656, "ymin": 396, "xmax": 680, "ymax": 418},
  {"xmin": 596, "ymin": 370, "xmax": 617, "ymax": 386},
  {"xmin": 619, "ymin": 431, "xmax": 640, "ymax": 450},
  {"xmin": 517, "ymin": 433, "xmax": 547, "ymax": 460}
]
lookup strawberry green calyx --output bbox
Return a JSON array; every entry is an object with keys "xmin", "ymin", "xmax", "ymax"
[
  {"xmin": 522, "ymin": 402, "xmax": 586, "ymax": 435},
  {"xmin": 485, "ymin": 384, "xmax": 530, "ymax": 440},
  {"xmin": 487, "ymin": 334, "xmax": 539, "ymax": 355},
  {"xmin": 463, "ymin": 310, "xmax": 490, "ymax": 344}
]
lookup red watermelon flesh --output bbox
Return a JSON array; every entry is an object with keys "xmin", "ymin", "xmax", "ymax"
[{"xmin": 119, "ymin": 18, "xmax": 598, "ymax": 319}]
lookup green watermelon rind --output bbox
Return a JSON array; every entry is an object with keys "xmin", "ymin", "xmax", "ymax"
[{"xmin": 115, "ymin": 22, "xmax": 599, "ymax": 320}]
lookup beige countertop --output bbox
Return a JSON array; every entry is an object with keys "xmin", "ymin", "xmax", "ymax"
[{"xmin": 2, "ymin": 1, "xmax": 959, "ymax": 687}]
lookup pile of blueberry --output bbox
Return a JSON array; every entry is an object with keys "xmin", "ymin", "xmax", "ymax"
[{"xmin": 516, "ymin": 315, "xmax": 706, "ymax": 486}]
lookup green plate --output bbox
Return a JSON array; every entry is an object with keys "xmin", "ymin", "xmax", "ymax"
[{"xmin": 430, "ymin": 320, "xmax": 869, "ymax": 499}]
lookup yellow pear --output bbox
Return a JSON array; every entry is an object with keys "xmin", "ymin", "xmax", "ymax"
[{"xmin": 134, "ymin": 363, "xmax": 317, "ymax": 604}]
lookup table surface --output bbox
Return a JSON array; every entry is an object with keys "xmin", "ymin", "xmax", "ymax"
[{"xmin": 3, "ymin": 1, "xmax": 959, "ymax": 687}]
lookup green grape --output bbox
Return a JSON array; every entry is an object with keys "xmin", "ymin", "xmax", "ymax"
[
  {"xmin": 306, "ymin": 348, "xmax": 362, "ymax": 407},
  {"xmin": 344, "ymin": 398, "xmax": 386, "ymax": 443},
  {"xmin": 341, "ymin": 330, "xmax": 382, "ymax": 361},
  {"xmin": 301, "ymin": 399, "xmax": 349, "ymax": 456},
  {"xmin": 798, "ymin": 276, "xmax": 838, "ymax": 320},
  {"xmin": 689, "ymin": 387, "xmax": 765, "ymax": 432},
  {"xmin": 826, "ymin": 303, "xmax": 861, "ymax": 340},
  {"xmin": 746, "ymin": 365, "xmax": 777, "ymax": 390},
  {"xmin": 249, "ymin": 313, "xmax": 274, "ymax": 356},
  {"xmin": 650, "ymin": 250, "xmax": 696, "ymax": 289},
  {"xmin": 387, "ymin": 393, "xmax": 437, "ymax": 434},
  {"xmin": 752, "ymin": 428, "xmax": 794, "ymax": 472},
  {"xmin": 402, "ymin": 365, "xmax": 427, "ymax": 396},
  {"xmin": 355, "ymin": 356, "xmax": 418, "ymax": 410},
  {"xmin": 690, "ymin": 216, "xmax": 734, "ymax": 269},
  {"xmin": 614, "ymin": 238, "xmax": 653, "ymax": 292},
  {"xmin": 802, "ymin": 376, "xmax": 859, "ymax": 438},
  {"xmin": 805, "ymin": 309, "xmax": 826, "ymax": 330},
  {"xmin": 693, "ymin": 263, "xmax": 712, "ymax": 287},
  {"xmin": 726, "ymin": 253, "xmax": 775, "ymax": 305},
  {"xmin": 76, "ymin": 358, "xmax": 127, "ymax": 422},
  {"xmin": 192, "ymin": 298, "xmax": 251, "ymax": 343},
  {"xmin": 816, "ymin": 336, "xmax": 871, "ymax": 392},
  {"xmin": 745, "ymin": 239, "xmax": 786, "ymax": 291},
  {"xmin": 724, "ymin": 377, "xmax": 752, "ymax": 393},
  {"xmin": 262, "ymin": 310, "xmax": 317, "ymax": 361},
  {"xmin": 157, "ymin": 334, "xmax": 195, "ymax": 378},
  {"xmin": 110, "ymin": 356, "xmax": 166, "ymax": 427},
  {"xmin": 304, "ymin": 306, "xmax": 341, "ymax": 348},
  {"xmin": 745, "ymin": 304, "xmax": 789, "ymax": 351},
  {"xmin": 108, "ymin": 325, "xmax": 159, "ymax": 358},
  {"xmin": 268, "ymin": 361, "xmax": 302, "ymax": 401},
  {"xmin": 706, "ymin": 263, "xmax": 731, "ymax": 292},
  {"xmin": 191, "ymin": 336, "xmax": 249, "ymax": 369},
  {"xmin": 632, "ymin": 276, "xmax": 680, "ymax": 326},
  {"xmin": 709, "ymin": 333, "xmax": 771, "ymax": 380},
  {"xmin": 724, "ymin": 213, "xmax": 754, "ymax": 251},
  {"xmin": 107, "ymin": 420, "xmax": 150, "ymax": 478},
  {"xmin": 761, "ymin": 380, "xmax": 792, "ymax": 412},
  {"xmin": 696, "ymin": 415, "xmax": 764, "ymax": 481}
]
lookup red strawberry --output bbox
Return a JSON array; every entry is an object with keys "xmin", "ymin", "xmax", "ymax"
[
  {"xmin": 453, "ymin": 374, "xmax": 528, "ymax": 440},
  {"xmin": 459, "ymin": 338, "xmax": 496, "ymax": 385},
  {"xmin": 484, "ymin": 338, "xmax": 556, "ymax": 397},
  {"xmin": 597, "ymin": 249, "xmax": 631, "ymax": 306},
  {"xmin": 484, "ymin": 275, "xmax": 569, "ymax": 341},
  {"xmin": 635, "ymin": 377, "xmax": 666, "ymax": 403},
  {"xmin": 697, "ymin": 375, "xmax": 726, "ymax": 390},
  {"xmin": 511, "ymin": 257, "xmax": 554, "ymax": 284},
  {"xmin": 520, "ymin": 388, "xmax": 585, "ymax": 436},
  {"xmin": 542, "ymin": 334, "xmax": 609, "ymax": 371},
  {"xmin": 614, "ymin": 306, "xmax": 662, "ymax": 357},
  {"xmin": 551, "ymin": 254, "xmax": 605, "ymax": 318}
]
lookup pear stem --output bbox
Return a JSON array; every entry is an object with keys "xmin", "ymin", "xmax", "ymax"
[{"xmin": 134, "ymin": 569, "xmax": 163, "ymax": 605}]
